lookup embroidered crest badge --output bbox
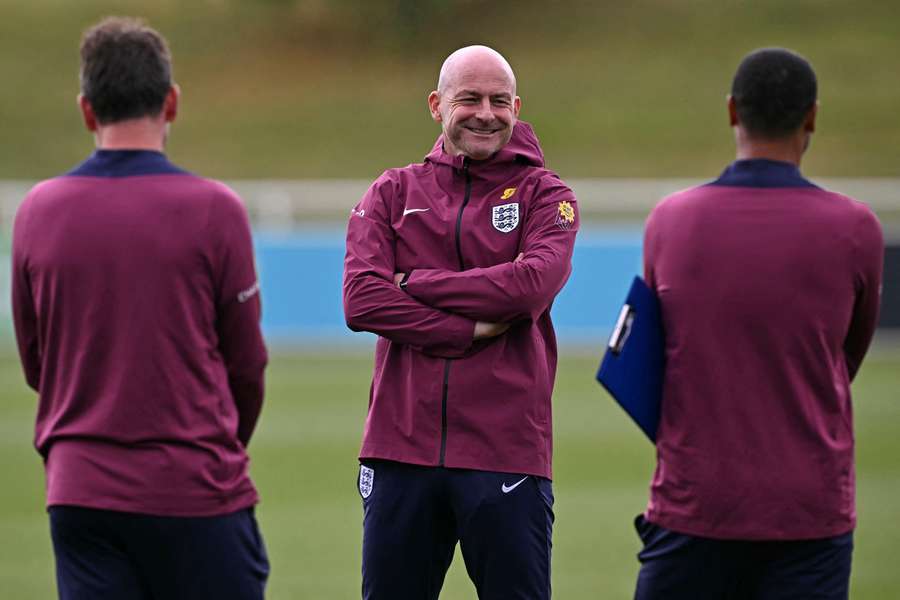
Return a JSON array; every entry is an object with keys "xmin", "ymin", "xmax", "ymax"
[
  {"xmin": 556, "ymin": 200, "xmax": 575, "ymax": 230},
  {"xmin": 492, "ymin": 202, "xmax": 520, "ymax": 233},
  {"xmin": 359, "ymin": 465, "xmax": 374, "ymax": 499}
]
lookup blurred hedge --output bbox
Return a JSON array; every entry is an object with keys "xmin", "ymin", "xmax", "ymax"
[{"xmin": 1, "ymin": 0, "xmax": 898, "ymax": 178}]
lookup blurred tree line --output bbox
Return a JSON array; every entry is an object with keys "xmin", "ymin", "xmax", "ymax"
[{"xmin": 1, "ymin": 0, "xmax": 897, "ymax": 178}]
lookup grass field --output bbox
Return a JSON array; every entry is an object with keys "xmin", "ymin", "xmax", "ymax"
[{"xmin": 0, "ymin": 348, "xmax": 898, "ymax": 598}]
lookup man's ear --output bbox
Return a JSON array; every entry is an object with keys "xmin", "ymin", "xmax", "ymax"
[
  {"xmin": 727, "ymin": 94, "xmax": 738, "ymax": 127},
  {"xmin": 163, "ymin": 84, "xmax": 179, "ymax": 123},
  {"xmin": 78, "ymin": 94, "xmax": 98, "ymax": 132},
  {"xmin": 803, "ymin": 101, "xmax": 818, "ymax": 133},
  {"xmin": 513, "ymin": 95, "xmax": 521, "ymax": 118},
  {"xmin": 427, "ymin": 90, "xmax": 442, "ymax": 123}
]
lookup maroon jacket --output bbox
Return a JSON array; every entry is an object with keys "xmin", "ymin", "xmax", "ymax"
[
  {"xmin": 644, "ymin": 159, "xmax": 883, "ymax": 539},
  {"xmin": 343, "ymin": 122, "xmax": 578, "ymax": 478},
  {"xmin": 11, "ymin": 150, "xmax": 266, "ymax": 516}
]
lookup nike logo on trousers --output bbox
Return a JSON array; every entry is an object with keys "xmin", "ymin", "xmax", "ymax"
[{"xmin": 501, "ymin": 476, "xmax": 529, "ymax": 493}]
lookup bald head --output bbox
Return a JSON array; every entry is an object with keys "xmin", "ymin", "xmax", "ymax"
[
  {"xmin": 428, "ymin": 45, "xmax": 521, "ymax": 160},
  {"xmin": 437, "ymin": 45, "xmax": 516, "ymax": 96}
]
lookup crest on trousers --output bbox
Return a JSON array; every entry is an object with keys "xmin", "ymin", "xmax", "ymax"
[
  {"xmin": 492, "ymin": 202, "xmax": 520, "ymax": 233},
  {"xmin": 359, "ymin": 465, "xmax": 374, "ymax": 499}
]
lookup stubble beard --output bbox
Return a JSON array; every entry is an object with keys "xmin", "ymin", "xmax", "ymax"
[{"xmin": 448, "ymin": 122, "xmax": 512, "ymax": 160}]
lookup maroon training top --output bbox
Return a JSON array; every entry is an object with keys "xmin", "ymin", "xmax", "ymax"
[
  {"xmin": 11, "ymin": 150, "xmax": 267, "ymax": 517},
  {"xmin": 643, "ymin": 159, "xmax": 883, "ymax": 540},
  {"xmin": 343, "ymin": 121, "xmax": 578, "ymax": 478}
]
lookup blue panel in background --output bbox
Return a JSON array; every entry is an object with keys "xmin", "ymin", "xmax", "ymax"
[
  {"xmin": 553, "ymin": 228, "xmax": 643, "ymax": 343},
  {"xmin": 255, "ymin": 229, "xmax": 355, "ymax": 343},
  {"xmin": 254, "ymin": 226, "xmax": 643, "ymax": 347}
]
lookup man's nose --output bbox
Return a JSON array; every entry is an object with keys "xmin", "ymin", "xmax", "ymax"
[{"xmin": 474, "ymin": 98, "xmax": 495, "ymax": 121}]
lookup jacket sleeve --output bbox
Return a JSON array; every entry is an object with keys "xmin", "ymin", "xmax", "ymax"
[
  {"xmin": 211, "ymin": 187, "xmax": 268, "ymax": 446},
  {"xmin": 402, "ymin": 178, "xmax": 578, "ymax": 323},
  {"xmin": 343, "ymin": 174, "xmax": 475, "ymax": 356},
  {"xmin": 643, "ymin": 204, "xmax": 660, "ymax": 291},
  {"xmin": 10, "ymin": 195, "xmax": 41, "ymax": 391},
  {"xmin": 843, "ymin": 205, "xmax": 884, "ymax": 381}
]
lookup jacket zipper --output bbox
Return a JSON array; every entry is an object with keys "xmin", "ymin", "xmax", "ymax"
[
  {"xmin": 440, "ymin": 159, "xmax": 471, "ymax": 467},
  {"xmin": 454, "ymin": 159, "xmax": 471, "ymax": 270},
  {"xmin": 439, "ymin": 360, "xmax": 451, "ymax": 466}
]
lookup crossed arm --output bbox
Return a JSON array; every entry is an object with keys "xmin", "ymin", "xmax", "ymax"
[
  {"xmin": 343, "ymin": 179, "xmax": 479, "ymax": 356},
  {"xmin": 342, "ymin": 175, "xmax": 577, "ymax": 353}
]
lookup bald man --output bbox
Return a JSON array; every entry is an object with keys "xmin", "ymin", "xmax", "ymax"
[{"xmin": 343, "ymin": 46, "xmax": 579, "ymax": 599}]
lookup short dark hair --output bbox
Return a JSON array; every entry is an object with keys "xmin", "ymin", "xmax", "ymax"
[
  {"xmin": 730, "ymin": 48, "xmax": 817, "ymax": 138},
  {"xmin": 80, "ymin": 17, "xmax": 172, "ymax": 124}
]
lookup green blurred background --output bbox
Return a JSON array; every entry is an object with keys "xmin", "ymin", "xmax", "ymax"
[
  {"xmin": 1, "ymin": 0, "xmax": 899, "ymax": 180},
  {"xmin": 1, "ymin": 1, "xmax": 898, "ymax": 598}
]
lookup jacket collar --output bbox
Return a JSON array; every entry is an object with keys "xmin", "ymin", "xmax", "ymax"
[
  {"xmin": 709, "ymin": 159, "xmax": 817, "ymax": 189},
  {"xmin": 424, "ymin": 120, "xmax": 545, "ymax": 175},
  {"xmin": 67, "ymin": 149, "xmax": 188, "ymax": 178}
]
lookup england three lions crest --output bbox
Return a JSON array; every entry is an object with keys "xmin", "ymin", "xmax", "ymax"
[
  {"xmin": 492, "ymin": 202, "xmax": 519, "ymax": 233},
  {"xmin": 359, "ymin": 465, "xmax": 374, "ymax": 499}
]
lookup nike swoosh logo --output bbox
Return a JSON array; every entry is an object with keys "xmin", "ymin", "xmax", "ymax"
[
  {"xmin": 403, "ymin": 208, "xmax": 430, "ymax": 216},
  {"xmin": 501, "ymin": 476, "xmax": 529, "ymax": 494}
]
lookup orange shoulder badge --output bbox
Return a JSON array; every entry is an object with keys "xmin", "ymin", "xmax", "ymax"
[{"xmin": 556, "ymin": 200, "xmax": 575, "ymax": 230}]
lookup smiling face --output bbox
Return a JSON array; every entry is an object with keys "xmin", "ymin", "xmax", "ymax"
[{"xmin": 428, "ymin": 47, "xmax": 521, "ymax": 160}]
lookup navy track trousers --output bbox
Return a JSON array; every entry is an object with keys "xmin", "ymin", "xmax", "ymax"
[
  {"xmin": 633, "ymin": 514, "xmax": 853, "ymax": 600},
  {"xmin": 50, "ymin": 506, "xmax": 269, "ymax": 600},
  {"xmin": 359, "ymin": 460, "xmax": 554, "ymax": 600}
]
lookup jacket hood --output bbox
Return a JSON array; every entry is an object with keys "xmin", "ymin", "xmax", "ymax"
[{"xmin": 424, "ymin": 120, "xmax": 545, "ymax": 171}]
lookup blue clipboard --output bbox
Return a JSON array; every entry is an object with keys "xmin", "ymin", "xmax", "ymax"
[{"xmin": 595, "ymin": 276, "xmax": 664, "ymax": 443}]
